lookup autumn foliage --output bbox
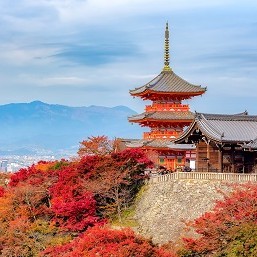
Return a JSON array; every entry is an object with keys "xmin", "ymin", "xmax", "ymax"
[
  {"xmin": 43, "ymin": 225, "xmax": 176, "ymax": 257},
  {"xmin": 78, "ymin": 135, "xmax": 117, "ymax": 156},
  {"xmin": 0, "ymin": 136, "xmax": 168, "ymax": 257},
  {"xmin": 181, "ymin": 184, "xmax": 257, "ymax": 256},
  {"xmin": 5, "ymin": 136, "xmax": 257, "ymax": 256}
]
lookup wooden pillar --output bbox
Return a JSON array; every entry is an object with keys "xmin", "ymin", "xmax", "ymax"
[
  {"xmin": 218, "ymin": 146, "xmax": 223, "ymax": 173},
  {"xmin": 231, "ymin": 145, "xmax": 235, "ymax": 173},
  {"xmin": 202, "ymin": 137, "xmax": 210, "ymax": 172},
  {"xmin": 207, "ymin": 142, "xmax": 210, "ymax": 172},
  {"xmin": 196, "ymin": 142, "xmax": 199, "ymax": 171}
]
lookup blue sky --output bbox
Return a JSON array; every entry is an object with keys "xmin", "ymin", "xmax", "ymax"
[{"xmin": 1, "ymin": 0, "xmax": 257, "ymax": 114}]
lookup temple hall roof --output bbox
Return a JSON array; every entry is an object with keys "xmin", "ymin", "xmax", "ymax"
[
  {"xmin": 167, "ymin": 142, "xmax": 196, "ymax": 150},
  {"xmin": 125, "ymin": 139, "xmax": 171, "ymax": 149},
  {"xmin": 129, "ymin": 70, "xmax": 206, "ymax": 96},
  {"xmin": 128, "ymin": 110, "xmax": 195, "ymax": 123},
  {"xmin": 125, "ymin": 138, "xmax": 195, "ymax": 150},
  {"xmin": 244, "ymin": 137, "xmax": 257, "ymax": 150},
  {"xmin": 175, "ymin": 112, "xmax": 257, "ymax": 144}
]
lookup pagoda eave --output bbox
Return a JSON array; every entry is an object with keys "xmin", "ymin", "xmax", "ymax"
[
  {"xmin": 129, "ymin": 119, "xmax": 193, "ymax": 127},
  {"xmin": 130, "ymin": 91, "xmax": 205, "ymax": 101},
  {"xmin": 141, "ymin": 146, "xmax": 170, "ymax": 151},
  {"xmin": 127, "ymin": 23, "xmax": 205, "ymax": 171}
]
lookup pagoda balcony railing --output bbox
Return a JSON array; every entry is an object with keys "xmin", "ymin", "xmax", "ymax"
[
  {"xmin": 145, "ymin": 103, "xmax": 189, "ymax": 112},
  {"xmin": 143, "ymin": 131, "xmax": 179, "ymax": 139},
  {"xmin": 149, "ymin": 171, "xmax": 257, "ymax": 184}
]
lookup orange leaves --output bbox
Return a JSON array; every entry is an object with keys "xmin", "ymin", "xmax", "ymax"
[
  {"xmin": 43, "ymin": 225, "xmax": 176, "ymax": 257},
  {"xmin": 78, "ymin": 135, "xmax": 115, "ymax": 157},
  {"xmin": 34, "ymin": 160, "xmax": 58, "ymax": 172},
  {"xmin": 0, "ymin": 139, "xmax": 158, "ymax": 256},
  {"xmin": 183, "ymin": 183, "xmax": 257, "ymax": 256}
]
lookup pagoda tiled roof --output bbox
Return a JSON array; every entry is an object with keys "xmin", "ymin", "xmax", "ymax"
[
  {"xmin": 125, "ymin": 139, "xmax": 170, "ymax": 148},
  {"xmin": 128, "ymin": 111, "xmax": 195, "ymax": 122},
  {"xmin": 130, "ymin": 70, "xmax": 206, "ymax": 96},
  {"xmin": 176, "ymin": 112, "xmax": 257, "ymax": 144}
]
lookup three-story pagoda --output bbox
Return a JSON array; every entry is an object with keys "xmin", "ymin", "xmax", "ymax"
[{"xmin": 127, "ymin": 23, "xmax": 206, "ymax": 170}]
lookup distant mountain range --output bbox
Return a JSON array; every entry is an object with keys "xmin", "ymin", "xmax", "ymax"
[{"xmin": 0, "ymin": 101, "xmax": 142, "ymax": 156}]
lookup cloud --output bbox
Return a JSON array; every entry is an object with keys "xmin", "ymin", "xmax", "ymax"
[
  {"xmin": 32, "ymin": 76, "xmax": 91, "ymax": 87},
  {"xmin": 49, "ymin": 42, "xmax": 140, "ymax": 66},
  {"xmin": 1, "ymin": 0, "xmax": 257, "ymax": 115},
  {"xmin": 2, "ymin": 0, "xmax": 253, "ymax": 31}
]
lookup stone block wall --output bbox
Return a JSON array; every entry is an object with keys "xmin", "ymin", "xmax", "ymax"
[{"xmin": 134, "ymin": 179, "xmax": 233, "ymax": 244}]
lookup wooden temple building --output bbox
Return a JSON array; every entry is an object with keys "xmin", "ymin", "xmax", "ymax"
[
  {"xmin": 175, "ymin": 112, "xmax": 257, "ymax": 173},
  {"xmin": 126, "ymin": 23, "xmax": 206, "ymax": 170}
]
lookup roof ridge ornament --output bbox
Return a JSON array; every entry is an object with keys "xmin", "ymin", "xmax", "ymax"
[{"xmin": 163, "ymin": 22, "xmax": 172, "ymax": 72}]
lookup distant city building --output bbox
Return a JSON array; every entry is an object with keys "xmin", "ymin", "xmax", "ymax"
[{"xmin": 0, "ymin": 159, "xmax": 8, "ymax": 172}]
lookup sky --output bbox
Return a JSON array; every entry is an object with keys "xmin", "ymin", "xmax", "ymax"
[{"xmin": 1, "ymin": 0, "xmax": 257, "ymax": 114}]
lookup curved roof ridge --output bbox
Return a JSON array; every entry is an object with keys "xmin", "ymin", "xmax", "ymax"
[
  {"xmin": 130, "ymin": 70, "xmax": 206, "ymax": 96},
  {"xmin": 197, "ymin": 113, "xmax": 224, "ymax": 140},
  {"xmin": 129, "ymin": 73, "xmax": 162, "ymax": 93},
  {"xmin": 243, "ymin": 136, "xmax": 257, "ymax": 149},
  {"xmin": 198, "ymin": 112, "xmax": 257, "ymax": 121},
  {"xmin": 234, "ymin": 110, "xmax": 248, "ymax": 116},
  {"xmin": 174, "ymin": 118, "xmax": 198, "ymax": 143},
  {"xmin": 176, "ymin": 112, "xmax": 257, "ymax": 144}
]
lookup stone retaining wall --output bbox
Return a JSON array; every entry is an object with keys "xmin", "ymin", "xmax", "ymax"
[{"xmin": 134, "ymin": 179, "xmax": 234, "ymax": 244}]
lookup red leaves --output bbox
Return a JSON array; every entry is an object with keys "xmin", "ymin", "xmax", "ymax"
[
  {"xmin": 0, "ymin": 159, "xmax": 101, "ymax": 254},
  {"xmin": 0, "ymin": 187, "xmax": 4, "ymax": 197},
  {"xmin": 9, "ymin": 166, "xmax": 37, "ymax": 187},
  {"xmin": 112, "ymin": 148, "xmax": 153, "ymax": 168},
  {"xmin": 0, "ymin": 139, "xmax": 160, "ymax": 256},
  {"xmin": 43, "ymin": 226, "xmax": 176, "ymax": 257},
  {"xmin": 51, "ymin": 191, "xmax": 99, "ymax": 232},
  {"xmin": 183, "ymin": 183, "xmax": 257, "ymax": 255},
  {"xmin": 9, "ymin": 161, "xmax": 58, "ymax": 187}
]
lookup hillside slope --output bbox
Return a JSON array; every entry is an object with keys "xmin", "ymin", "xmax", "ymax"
[{"xmin": 0, "ymin": 101, "xmax": 142, "ymax": 154}]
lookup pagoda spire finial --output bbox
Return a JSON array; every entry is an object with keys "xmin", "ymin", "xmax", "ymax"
[{"xmin": 163, "ymin": 22, "xmax": 172, "ymax": 72}]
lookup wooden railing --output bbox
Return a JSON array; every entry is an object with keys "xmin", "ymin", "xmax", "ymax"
[
  {"xmin": 143, "ymin": 131, "xmax": 179, "ymax": 139},
  {"xmin": 149, "ymin": 172, "xmax": 257, "ymax": 183},
  {"xmin": 145, "ymin": 103, "xmax": 189, "ymax": 112}
]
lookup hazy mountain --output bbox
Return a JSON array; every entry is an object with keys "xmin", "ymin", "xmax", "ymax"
[{"xmin": 0, "ymin": 101, "xmax": 142, "ymax": 155}]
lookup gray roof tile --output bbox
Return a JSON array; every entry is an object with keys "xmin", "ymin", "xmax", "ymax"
[
  {"xmin": 130, "ymin": 70, "xmax": 206, "ymax": 95},
  {"xmin": 125, "ymin": 139, "xmax": 195, "ymax": 150},
  {"xmin": 176, "ymin": 112, "xmax": 257, "ymax": 143},
  {"xmin": 125, "ymin": 139, "xmax": 171, "ymax": 148},
  {"xmin": 244, "ymin": 138, "xmax": 257, "ymax": 149},
  {"xmin": 128, "ymin": 111, "xmax": 195, "ymax": 122},
  {"xmin": 197, "ymin": 113, "xmax": 257, "ymax": 142}
]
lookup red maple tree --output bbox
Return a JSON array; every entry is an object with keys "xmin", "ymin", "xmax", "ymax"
[
  {"xmin": 43, "ymin": 225, "xmax": 176, "ymax": 257},
  {"xmin": 0, "ymin": 138, "xmax": 158, "ymax": 256},
  {"xmin": 181, "ymin": 183, "xmax": 257, "ymax": 256}
]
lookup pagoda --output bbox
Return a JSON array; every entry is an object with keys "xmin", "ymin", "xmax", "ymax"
[{"xmin": 127, "ymin": 23, "xmax": 206, "ymax": 170}]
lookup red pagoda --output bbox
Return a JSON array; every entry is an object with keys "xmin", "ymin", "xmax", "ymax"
[{"xmin": 127, "ymin": 23, "xmax": 206, "ymax": 171}]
